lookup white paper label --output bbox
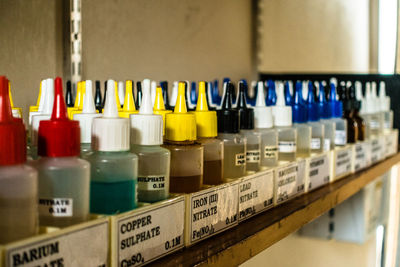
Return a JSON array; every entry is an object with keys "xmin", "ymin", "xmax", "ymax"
[
  {"xmin": 264, "ymin": 146, "xmax": 278, "ymax": 159},
  {"xmin": 235, "ymin": 153, "xmax": 246, "ymax": 166},
  {"xmin": 138, "ymin": 175, "xmax": 166, "ymax": 191},
  {"xmin": 190, "ymin": 183, "xmax": 239, "ymax": 243},
  {"xmin": 276, "ymin": 163, "xmax": 298, "ymax": 204},
  {"xmin": 39, "ymin": 198, "xmax": 73, "ymax": 217},
  {"xmin": 354, "ymin": 142, "xmax": 371, "ymax": 171},
  {"xmin": 335, "ymin": 130, "xmax": 347, "ymax": 145},
  {"xmin": 370, "ymin": 120, "xmax": 380, "ymax": 129},
  {"xmin": 371, "ymin": 137, "xmax": 384, "ymax": 163},
  {"xmin": 7, "ymin": 220, "xmax": 108, "ymax": 267},
  {"xmin": 324, "ymin": 139, "xmax": 331, "ymax": 152},
  {"xmin": 117, "ymin": 199, "xmax": 185, "ymax": 266},
  {"xmin": 335, "ymin": 148, "xmax": 352, "ymax": 177},
  {"xmin": 278, "ymin": 141, "xmax": 296, "ymax": 153},
  {"xmin": 311, "ymin": 138, "xmax": 321, "ymax": 149},
  {"xmin": 239, "ymin": 170, "xmax": 274, "ymax": 221},
  {"xmin": 296, "ymin": 159, "xmax": 306, "ymax": 194},
  {"xmin": 384, "ymin": 132, "xmax": 398, "ymax": 157},
  {"xmin": 309, "ymin": 154, "xmax": 330, "ymax": 190},
  {"xmin": 246, "ymin": 149, "xmax": 260, "ymax": 163}
]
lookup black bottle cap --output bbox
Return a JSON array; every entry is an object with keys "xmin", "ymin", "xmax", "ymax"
[
  {"xmin": 343, "ymin": 99, "xmax": 353, "ymax": 112},
  {"xmin": 217, "ymin": 82, "xmax": 240, "ymax": 133},
  {"xmin": 136, "ymin": 81, "xmax": 142, "ymax": 109},
  {"xmin": 160, "ymin": 81, "xmax": 172, "ymax": 110},
  {"xmin": 338, "ymin": 81, "xmax": 347, "ymax": 101},
  {"xmin": 94, "ymin": 80, "xmax": 103, "ymax": 111},
  {"xmin": 65, "ymin": 80, "xmax": 74, "ymax": 107},
  {"xmin": 236, "ymin": 81, "xmax": 254, "ymax": 129},
  {"xmin": 102, "ymin": 81, "xmax": 107, "ymax": 107}
]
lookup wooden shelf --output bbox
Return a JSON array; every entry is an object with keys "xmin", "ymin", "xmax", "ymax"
[{"xmin": 150, "ymin": 152, "xmax": 400, "ymax": 267}]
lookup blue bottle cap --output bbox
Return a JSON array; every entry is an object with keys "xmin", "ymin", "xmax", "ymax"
[
  {"xmin": 318, "ymin": 81, "xmax": 331, "ymax": 119},
  {"xmin": 241, "ymin": 79, "xmax": 256, "ymax": 106},
  {"xmin": 307, "ymin": 81, "xmax": 319, "ymax": 121},
  {"xmin": 284, "ymin": 81, "xmax": 293, "ymax": 106},
  {"xmin": 266, "ymin": 80, "xmax": 277, "ymax": 106},
  {"xmin": 329, "ymin": 82, "xmax": 343, "ymax": 118},
  {"xmin": 190, "ymin": 81, "xmax": 197, "ymax": 106},
  {"xmin": 212, "ymin": 79, "xmax": 222, "ymax": 106},
  {"xmin": 292, "ymin": 81, "xmax": 307, "ymax": 123}
]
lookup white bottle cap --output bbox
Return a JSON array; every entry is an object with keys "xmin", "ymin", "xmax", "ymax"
[
  {"xmin": 302, "ymin": 80, "xmax": 308, "ymax": 101},
  {"xmin": 371, "ymin": 81, "xmax": 380, "ymax": 113},
  {"xmin": 364, "ymin": 82, "xmax": 375, "ymax": 114},
  {"xmin": 379, "ymin": 81, "xmax": 390, "ymax": 112},
  {"xmin": 130, "ymin": 82, "xmax": 163, "ymax": 145},
  {"xmin": 254, "ymin": 81, "xmax": 273, "ymax": 128},
  {"xmin": 151, "ymin": 80, "xmax": 157, "ymax": 106},
  {"xmin": 207, "ymin": 81, "xmax": 216, "ymax": 108},
  {"xmin": 273, "ymin": 82, "xmax": 292, "ymax": 127},
  {"xmin": 73, "ymin": 80, "xmax": 102, "ymax": 143},
  {"xmin": 118, "ymin": 81, "xmax": 125, "ymax": 107},
  {"xmin": 170, "ymin": 81, "xmax": 178, "ymax": 107},
  {"xmin": 43, "ymin": 78, "xmax": 55, "ymax": 114},
  {"xmin": 92, "ymin": 80, "xmax": 130, "ymax": 152}
]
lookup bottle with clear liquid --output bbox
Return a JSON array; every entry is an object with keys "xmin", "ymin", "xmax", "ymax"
[
  {"xmin": 87, "ymin": 80, "xmax": 138, "ymax": 214},
  {"xmin": 274, "ymin": 82, "xmax": 297, "ymax": 161},
  {"xmin": 329, "ymin": 82, "xmax": 347, "ymax": 146},
  {"xmin": 253, "ymin": 81, "xmax": 278, "ymax": 168},
  {"xmin": 36, "ymin": 77, "xmax": 90, "ymax": 227},
  {"xmin": 306, "ymin": 81, "xmax": 324, "ymax": 153},
  {"xmin": 378, "ymin": 81, "xmax": 394, "ymax": 132},
  {"xmin": 0, "ymin": 76, "xmax": 38, "ymax": 243},
  {"xmin": 163, "ymin": 82, "xmax": 203, "ymax": 193},
  {"xmin": 237, "ymin": 81, "xmax": 261, "ymax": 173},
  {"xmin": 292, "ymin": 81, "xmax": 311, "ymax": 157},
  {"xmin": 131, "ymin": 81, "xmax": 170, "ymax": 202},
  {"xmin": 318, "ymin": 81, "xmax": 336, "ymax": 151},
  {"xmin": 194, "ymin": 81, "xmax": 224, "ymax": 185},
  {"xmin": 217, "ymin": 82, "xmax": 246, "ymax": 179}
]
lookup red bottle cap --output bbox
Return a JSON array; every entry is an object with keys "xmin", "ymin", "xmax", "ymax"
[
  {"xmin": 38, "ymin": 77, "xmax": 80, "ymax": 157},
  {"xmin": 0, "ymin": 76, "xmax": 26, "ymax": 165}
]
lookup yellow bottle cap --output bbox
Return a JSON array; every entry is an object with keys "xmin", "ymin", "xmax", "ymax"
[
  {"xmin": 69, "ymin": 81, "xmax": 86, "ymax": 118},
  {"xmin": 79, "ymin": 81, "xmax": 86, "ymax": 110},
  {"xmin": 8, "ymin": 81, "xmax": 23, "ymax": 118},
  {"xmin": 30, "ymin": 80, "xmax": 43, "ymax": 112},
  {"xmin": 68, "ymin": 81, "xmax": 82, "ymax": 119},
  {"xmin": 153, "ymin": 86, "xmax": 172, "ymax": 135},
  {"xmin": 165, "ymin": 82, "xmax": 196, "ymax": 141},
  {"xmin": 193, "ymin": 81, "xmax": 217, "ymax": 138},
  {"xmin": 119, "ymin": 80, "xmax": 138, "ymax": 118}
]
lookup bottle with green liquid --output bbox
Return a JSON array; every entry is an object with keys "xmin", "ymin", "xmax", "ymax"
[{"xmin": 87, "ymin": 79, "xmax": 138, "ymax": 214}]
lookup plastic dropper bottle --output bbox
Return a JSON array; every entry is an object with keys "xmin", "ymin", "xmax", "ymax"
[
  {"xmin": 130, "ymin": 83, "xmax": 170, "ymax": 203},
  {"xmin": 348, "ymin": 83, "xmax": 364, "ymax": 141},
  {"xmin": 237, "ymin": 81, "xmax": 261, "ymax": 173},
  {"xmin": 94, "ymin": 80, "xmax": 103, "ymax": 113},
  {"xmin": 292, "ymin": 81, "xmax": 311, "ymax": 157},
  {"xmin": 306, "ymin": 81, "xmax": 325, "ymax": 154},
  {"xmin": 193, "ymin": 81, "xmax": 224, "ymax": 185},
  {"xmin": 160, "ymin": 81, "xmax": 172, "ymax": 110},
  {"xmin": 136, "ymin": 81, "xmax": 143, "ymax": 109},
  {"xmin": 163, "ymin": 82, "xmax": 203, "ymax": 193},
  {"xmin": 253, "ymin": 81, "xmax": 278, "ymax": 168},
  {"xmin": 87, "ymin": 80, "xmax": 138, "ymax": 214},
  {"xmin": 169, "ymin": 81, "xmax": 178, "ymax": 109},
  {"xmin": 29, "ymin": 80, "xmax": 43, "ymax": 113},
  {"xmin": 65, "ymin": 81, "xmax": 74, "ymax": 108},
  {"xmin": 29, "ymin": 80, "xmax": 46, "ymax": 125},
  {"xmin": 153, "ymin": 86, "xmax": 172, "ymax": 136},
  {"xmin": 73, "ymin": 80, "xmax": 102, "ymax": 156},
  {"xmin": 0, "ymin": 76, "xmax": 38, "ymax": 244},
  {"xmin": 36, "ymin": 77, "xmax": 90, "ymax": 227},
  {"xmin": 151, "ymin": 80, "xmax": 157, "ymax": 106},
  {"xmin": 318, "ymin": 81, "xmax": 336, "ymax": 151},
  {"xmin": 102, "ymin": 81, "xmax": 108, "ymax": 110},
  {"xmin": 119, "ymin": 80, "xmax": 138, "ymax": 118},
  {"xmin": 266, "ymin": 80, "xmax": 277, "ymax": 106},
  {"xmin": 8, "ymin": 81, "xmax": 23, "ymax": 118},
  {"xmin": 118, "ymin": 81, "xmax": 125, "ymax": 108},
  {"xmin": 217, "ymin": 82, "xmax": 247, "ymax": 179},
  {"xmin": 330, "ymin": 82, "xmax": 348, "ymax": 146},
  {"xmin": 365, "ymin": 82, "xmax": 382, "ymax": 136},
  {"xmin": 274, "ymin": 82, "xmax": 297, "ymax": 161},
  {"xmin": 378, "ymin": 81, "xmax": 393, "ymax": 131}
]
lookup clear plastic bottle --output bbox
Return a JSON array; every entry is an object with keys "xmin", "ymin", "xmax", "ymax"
[
  {"xmin": 274, "ymin": 82, "xmax": 297, "ymax": 161},
  {"xmin": 217, "ymin": 81, "xmax": 246, "ymax": 179},
  {"xmin": 329, "ymin": 82, "xmax": 347, "ymax": 146},
  {"xmin": 363, "ymin": 82, "xmax": 383, "ymax": 136},
  {"xmin": 194, "ymin": 81, "xmax": 224, "ymax": 185},
  {"xmin": 378, "ymin": 81, "xmax": 394, "ymax": 132},
  {"xmin": 253, "ymin": 81, "xmax": 278, "ymax": 168},
  {"xmin": 306, "ymin": 81, "xmax": 324, "ymax": 153},
  {"xmin": 237, "ymin": 81, "xmax": 261, "ymax": 172},
  {"xmin": 318, "ymin": 81, "xmax": 336, "ymax": 151},
  {"xmin": 131, "ymin": 81, "xmax": 170, "ymax": 203},
  {"xmin": 292, "ymin": 81, "xmax": 311, "ymax": 157},
  {"xmin": 0, "ymin": 76, "xmax": 38, "ymax": 243},
  {"xmin": 163, "ymin": 82, "xmax": 203, "ymax": 193},
  {"xmin": 73, "ymin": 80, "xmax": 102, "ymax": 157},
  {"xmin": 36, "ymin": 77, "xmax": 90, "ymax": 228},
  {"xmin": 87, "ymin": 80, "xmax": 138, "ymax": 214}
]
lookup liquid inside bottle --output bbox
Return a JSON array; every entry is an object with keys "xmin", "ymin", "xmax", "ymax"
[
  {"xmin": 218, "ymin": 133, "xmax": 246, "ymax": 179},
  {"xmin": 256, "ymin": 128, "xmax": 278, "ymax": 168},
  {"xmin": 276, "ymin": 126, "xmax": 297, "ymax": 161},
  {"xmin": 198, "ymin": 138, "xmax": 224, "ymax": 185}
]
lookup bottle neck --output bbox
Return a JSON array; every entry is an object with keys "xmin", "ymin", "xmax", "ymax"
[{"xmin": 164, "ymin": 139, "xmax": 195, "ymax": 145}]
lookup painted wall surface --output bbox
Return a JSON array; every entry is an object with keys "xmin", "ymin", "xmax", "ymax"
[{"xmin": 258, "ymin": 0, "xmax": 370, "ymax": 73}]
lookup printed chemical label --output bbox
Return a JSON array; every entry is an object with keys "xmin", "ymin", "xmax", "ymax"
[
  {"xmin": 354, "ymin": 142, "xmax": 371, "ymax": 171},
  {"xmin": 296, "ymin": 159, "xmax": 306, "ymax": 194},
  {"xmin": 324, "ymin": 139, "xmax": 331, "ymax": 152},
  {"xmin": 275, "ymin": 163, "xmax": 298, "ymax": 204},
  {"xmin": 278, "ymin": 141, "xmax": 296, "ymax": 153},
  {"xmin": 311, "ymin": 138, "xmax": 321, "ymax": 149},
  {"xmin": 39, "ymin": 198, "xmax": 73, "ymax": 217},
  {"xmin": 370, "ymin": 120, "xmax": 380, "ymax": 129},
  {"xmin": 190, "ymin": 183, "xmax": 239, "ymax": 243},
  {"xmin": 246, "ymin": 149, "xmax": 260, "ymax": 163},
  {"xmin": 238, "ymin": 170, "xmax": 274, "ymax": 222},
  {"xmin": 235, "ymin": 153, "xmax": 246, "ymax": 166},
  {"xmin": 117, "ymin": 198, "xmax": 185, "ymax": 266},
  {"xmin": 334, "ymin": 130, "xmax": 347, "ymax": 146},
  {"xmin": 335, "ymin": 148, "xmax": 352, "ymax": 178},
  {"xmin": 371, "ymin": 137, "xmax": 384, "ymax": 163},
  {"xmin": 138, "ymin": 175, "xmax": 166, "ymax": 191},
  {"xmin": 264, "ymin": 146, "xmax": 278, "ymax": 159},
  {"xmin": 6, "ymin": 219, "xmax": 108, "ymax": 267},
  {"xmin": 308, "ymin": 154, "xmax": 330, "ymax": 191}
]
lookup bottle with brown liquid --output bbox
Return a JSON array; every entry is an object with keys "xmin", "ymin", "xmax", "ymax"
[
  {"xmin": 339, "ymin": 82, "xmax": 358, "ymax": 143},
  {"xmin": 163, "ymin": 82, "xmax": 203, "ymax": 193},
  {"xmin": 348, "ymin": 83, "xmax": 365, "ymax": 141}
]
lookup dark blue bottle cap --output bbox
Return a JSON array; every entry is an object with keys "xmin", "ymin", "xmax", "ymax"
[
  {"xmin": 292, "ymin": 81, "xmax": 308, "ymax": 123},
  {"xmin": 329, "ymin": 82, "xmax": 343, "ymax": 118},
  {"xmin": 284, "ymin": 81, "xmax": 293, "ymax": 106},
  {"xmin": 236, "ymin": 81, "xmax": 254, "ymax": 129},
  {"xmin": 212, "ymin": 79, "xmax": 222, "ymax": 107},
  {"xmin": 266, "ymin": 80, "xmax": 277, "ymax": 106},
  {"xmin": 307, "ymin": 81, "xmax": 319, "ymax": 121},
  {"xmin": 318, "ymin": 81, "xmax": 331, "ymax": 119},
  {"xmin": 190, "ymin": 81, "xmax": 197, "ymax": 106}
]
